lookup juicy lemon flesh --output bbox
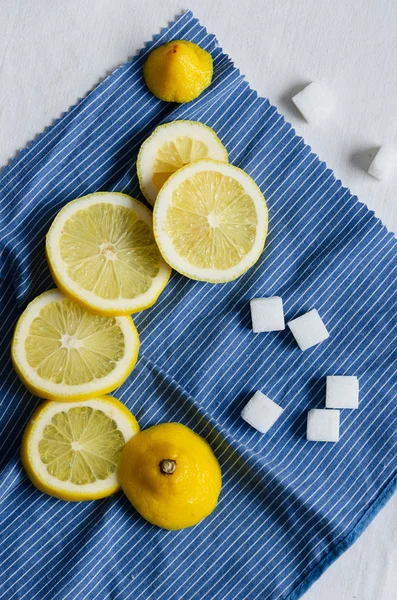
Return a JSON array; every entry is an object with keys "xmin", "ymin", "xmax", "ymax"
[
  {"xmin": 165, "ymin": 171, "xmax": 258, "ymax": 269},
  {"xmin": 25, "ymin": 299, "xmax": 125, "ymax": 385},
  {"xmin": 38, "ymin": 406, "xmax": 125, "ymax": 485},
  {"xmin": 58, "ymin": 203, "xmax": 161, "ymax": 300},
  {"xmin": 143, "ymin": 41, "xmax": 213, "ymax": 103},
  {"xmin": 152, "ymin": 137, "xmax": 208, "ymax": 191}
]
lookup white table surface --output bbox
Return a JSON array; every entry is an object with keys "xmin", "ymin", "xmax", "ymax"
[{"xmin": 1, "ymin": 1, "xmax": 396, "ymax": 598}]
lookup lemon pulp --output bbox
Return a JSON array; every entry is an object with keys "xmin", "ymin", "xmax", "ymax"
[
  {"xmin": 137, "ymin": 121, "xmax": 228, "ymax": 205},
  {"xmin": 153, "ymin": 159, "xmax": 268, "ymax": 283},
  {"xmin": 166, "ymin": 171, "xmax": 258, "ymax": 269},
  {"xmin": 152, "ymin": 136, "xmax": 209, "ymax": 190},
  {"xmin": 25, "ymin": 298, "xmax": 125, "ymax": 385},
  {"xmin": 21, "ymin": 395, "xmax": 140, "ymax": 500},
  {"xmin": 58, "ymin": 203, "xmax": 160, "ymax": 300},
  {"xmin": 39, "ymin": 406, "xmax": 125, "ymax": 484}
]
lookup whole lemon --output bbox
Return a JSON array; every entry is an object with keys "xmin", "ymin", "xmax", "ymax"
[
  {"xmin": 143, "ymin": 40, "xmax": 213, "ymax": 103},
  {"xmin": 118, "ymin": 422, "xmax": 222, "ymax": 529}
]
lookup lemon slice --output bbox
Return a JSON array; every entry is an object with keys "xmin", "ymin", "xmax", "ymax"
[
  {"xmin": 153, "ymin": 159, "xmax": 268, "ymax": 283},
  {"xmin": 46, "ymin": 192, "xmax": 171, "ymax": 316},
  {"xmin": 11, "ymin": 289, "xmax": 139, "ymax": 401},
  {"xmin": 21, "ymin": 396, "xmax": 140, "ymax": 501},
  {"xmin": 137, "ymin": 121, "xmax": 228, "ymax": 204}
]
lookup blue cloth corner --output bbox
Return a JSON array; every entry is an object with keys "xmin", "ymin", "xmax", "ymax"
[{"xmin": 0, "ymin": 10, "xmax": 396, "ymax": 600}]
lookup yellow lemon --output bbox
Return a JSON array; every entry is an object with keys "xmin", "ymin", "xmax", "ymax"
[
  {"xmin": 118, "ymin": 422, "xmax": 222, "ymax": 529},
  {"xmin": 137, "ymin": 120, "xmax": 228, "ymax": 204},
  {"xmin": 11, "ymin": 289, "xmax": 140, "ymax": 401},
  {"xmin": 21, "ymin": 396, "xmax": 140, "ymax": 501},
  {"xmin": 143, "ymin": 40, "xmax": 213, "ymax": 103},
  {"xmin": 153, "ymin": 159, "xmax": 268, "ymax": 283},
  {"xmin": 46, "ymin": 192, "xmax": 171, "ymax": 316}
]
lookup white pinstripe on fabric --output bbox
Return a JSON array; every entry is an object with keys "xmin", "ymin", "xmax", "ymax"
[
  {"xmin": 119, "ymin": 278, "xmax": 397, "ymax": 600},
  {"xmin": 65, "ymin": 262, "xmax": 396, "ymax": 600},
  {"xmin": 0, "ymin": 52, "xmax": 237, "ymax": 315},
  {"xmin": 176, "ymin": 204, "xmax": 373, "ymax": 394},
  {"xmin": 212, "ymin": 219, "xmax": 388, "ymax": 426},
  {"xmin": 36, "ymin": 182, "xmax": 392, "ymax": 596},
  {"xmin": 137, "ymin": 350, "xmax": 397, "ymax": 600},
  {"xmin": 0, "ymin": 12, "xmax": 193, "ymax": 195},
  {"xmin": 0, "ymin": 463, "xmax": 20, "ymax": 497},
  {"xmin": 0, "ymin": 65, "xmax": 263, "ymax": 469},
  {"xmin": 0, "ymin": 12, "xmax": 198, "ymax": 222},
  {"xmin": 117, "ymin": 371, "xmax": 397, "ymax": 600},
  {"xmin": 122, "ymin": 264, "xmax": 394, "ymax": 592},
  {"xmin": 194, "ymin": 376, "xmax": 397, "ymax": 599},
  {"xmin": 0, "ymin": 490, "xmax": 59, "ymax": 541},
  {"xmin": 251, "ymin": 444, "xmax": 397, "ymax": 600},
  {"xmin": 219, "ymin": 445, "xmax": 397, "ymax": 600}
]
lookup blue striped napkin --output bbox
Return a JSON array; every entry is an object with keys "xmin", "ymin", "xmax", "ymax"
[{"xmin": 0, "ymin": 10, "xmax": 396, "ymax": 600}]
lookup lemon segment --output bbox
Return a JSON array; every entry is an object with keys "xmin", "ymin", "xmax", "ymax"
[
  {"xmin": 21, "ymin": 396, "xmax": 140, "ymax": 501},
  {"xmin": 153, "ymin": 159, "xmax": 268, "ymax": 283},
  {"xmin": 137, "ymin": 121, "xmax": 228, "ymax": 204},
  {"xmin": 118, "ymin": 422, "xmax": 222, "ymax": 529},
  {"xmin": 46, "ymin": 192, "xmax": 171, "ymax": 316},
  {"xmin": 11, "ymin": 289, "xmax": 140, "ymax": 401},
  {"xmin": 143, "ymin": 40, "xmax": 213, "ymax": 103}
]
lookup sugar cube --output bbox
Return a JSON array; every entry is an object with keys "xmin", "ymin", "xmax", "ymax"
[
  {"xmin": 287, "ymin": 309, "xmax": 329, "ymax": 351},
  {"xmin": 326, "ymin": 376, "xmax": 359, "ymax": 409},
  {"xmin": 291, "ymin": 81, "xmax": 334, "ymax": 124},
  {"xmin": 241, "ymin": 391, "xmax": 284, "ymax": 434},
  {"xmin": 250, "ymin": 297, "xmax": 285, "ymax": 332},
  {"xmin": 367, "ymin": 145, "xmax": 397, "ymax": 181},
  {"xmin": 307, "ymin": 409, "xmax": 340, "ymax": 442}
]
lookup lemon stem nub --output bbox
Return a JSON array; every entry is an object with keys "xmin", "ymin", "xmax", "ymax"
[{"xmin": 160, "ymin": 459, "xmax": 176, "ymax": 475}]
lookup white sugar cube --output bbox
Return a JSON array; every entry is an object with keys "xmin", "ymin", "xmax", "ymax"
[
  {"xmin": 291, "ymin": 81, "xmax": 334, "ymax": 124},
  {"xmin": 326, "ymin": 376, "xmax": 359, "ymax": 409},
  {"xmin": 241, "ymin": 391, "xmax": 284, "ymax": 434},
  {"xmin": 307, "ymin": 409, "xmax": 340, "ymax": 442},
  {"xmin": 367, "ymin": 145, "xmax": 397, "ymax": 181},
  {"xmin": 250, "ymin": 297, "xmax": 285, "ymax": 332},
  {"xmin": 287, "ymin": 309, "xmax": 329, "ymax": 351}
]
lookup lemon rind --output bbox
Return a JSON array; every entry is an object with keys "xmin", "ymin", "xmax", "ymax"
[
  {"xmin": 118, "ymin": 422, "xmax": 222, "ymax": 529},
  {"xmin": 21, "ymin": 396, "xmax": 140, "ymax": 501},
  {"xmin": 153, "ymin": 159, "xmax": 268, "ymax": 283},
  {"xmin": 11, "ymin": 289, "xmax": 140, "ymax": 402},
  {"xmin": 143, "ymin": 41, "xmax": 213, "ymax": 104},
  {"xmin": 137, "ymin": 121, "xmax": 229, "ymax": 205},
  {"xmin": 46, "ymin": 192, "xmax": 171, "ymax": 316}
]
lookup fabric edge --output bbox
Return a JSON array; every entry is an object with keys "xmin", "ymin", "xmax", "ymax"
[
  {"xmin": 0, "ymin": 10, "xmax": 194, "ymax": 179},
  {"xmin": 284, "ymin": 473, "xmax": 397, "ymax": 600}
]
